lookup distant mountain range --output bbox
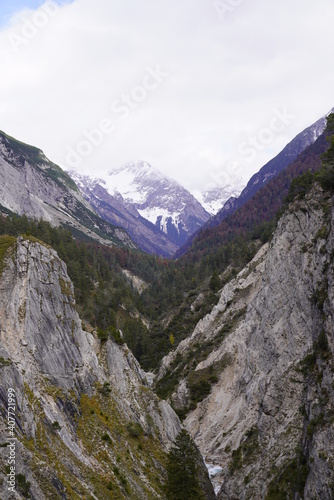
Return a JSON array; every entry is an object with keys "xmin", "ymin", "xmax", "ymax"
[
  {"xmin": 68, "ymin": 170, "xmax": 179, "ymax": 257},
  {"xmin": 193, "ymin": 181, "xmax": 243, "ymax": 215},
  {"xmin": 1, "ymin": 108, "xmax": 332, "ymax": 259},
  {"xmin": 68, "ymin": 161, "xmax": 211, "ymax": 256}
]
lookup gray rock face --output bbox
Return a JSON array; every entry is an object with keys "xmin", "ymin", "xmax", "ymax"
[
  {"xmin": 0, "ymin": 238, "xmax": 99, "ymax": 392},
  {"xmin": 0, "ymin": 131, "xmax": 135, "ymax": 249},
  {"xmin": 158, "ymin": 186, "xmax": 334, "ymax": 498},
  {"xmin": 0, "ymin": 237, "xmax": 183, "ymax": 499}
]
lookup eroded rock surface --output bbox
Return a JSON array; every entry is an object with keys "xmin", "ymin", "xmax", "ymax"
[
  {"xmin": 0, "ymin": 237, "xmax": 183, "ymax": 499},
  {"xmin": 159, "ymin": 187, "xmax": 334, "ymax": 499}
]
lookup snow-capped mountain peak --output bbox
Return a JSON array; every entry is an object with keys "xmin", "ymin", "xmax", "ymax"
[
  {"xmin": 103, "ymin": 160, "xmax": 166, "ymax": 204},
  {"xmin": 100, "ymin": 161, "xmax": 210, "ymax": 242},
  {"xmin": 67, "ymin": 161, "xmax": 211, "ymax": 253},
  {"xmin": 193, "ymin": 183, "xmax": 244, "ymax": 216}
]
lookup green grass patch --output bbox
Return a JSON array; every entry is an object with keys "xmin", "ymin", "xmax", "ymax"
[
  {"xmin": 0, "ymin": 356, "xmax": 12, "ymax": 367},
  {"xmin": 0, "ymin": 235, "xmax": 16, "ymax": 277}
]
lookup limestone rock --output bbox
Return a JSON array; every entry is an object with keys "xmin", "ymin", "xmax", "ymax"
[
  {"xmin": 0, "ymin": 237, "xmax": 182, "ymax": 499},
  {"xmin": 159, "ymin": 186, "xmax": 334, "ymax": 499}
]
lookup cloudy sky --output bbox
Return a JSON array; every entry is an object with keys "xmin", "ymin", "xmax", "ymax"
[{"xmin": 0, "ymin": 0, "xmax": 334, "ymax": 195}]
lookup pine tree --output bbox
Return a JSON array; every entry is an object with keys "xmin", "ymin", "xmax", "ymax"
[
  {"xmin": 317, "ymin": 113, "xmax": 334, "ymax": 193},
  {"xmin": 209, "ymin": 271, "xmax": 221, "ymax": 292},
  {"xmin": 165, "ymin": 430, "xmax": 205, "ymax": 500}
]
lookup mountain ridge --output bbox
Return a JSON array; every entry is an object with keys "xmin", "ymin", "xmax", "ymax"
[
  {"xmin": 0, "ymin": 130, "xmax": 136, "ymax": 249},
  {"xmin": 68, "ymin": 160, "xmax": 211, "ymax": 255},
  {"xmin": 208, "ymin": 106, "xmax": 334, "ymax": 229},
  {"xmin": 158, "ymin": 178, "xmax": 334, "ymax": 498},
  {"xmin": 68, "ymin": 170, "xmax": 180, "ymax": 257},
  {"xmin": 177, "ymin": 109, "xmax": 333, "ymax": 259}
]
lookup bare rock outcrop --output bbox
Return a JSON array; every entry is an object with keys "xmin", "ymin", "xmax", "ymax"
[
  {"xmin": 0, "ymin": 237, "xmax": 182, "ymax": 499},
  {"xmin": 158, "ymin": 186, "xmax": 334, "ymax": 499}
]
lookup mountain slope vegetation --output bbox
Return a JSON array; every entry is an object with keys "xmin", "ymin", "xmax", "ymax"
[{"xmin": 0, "ymin": 116, "xmax": 333, "ymax": 373}]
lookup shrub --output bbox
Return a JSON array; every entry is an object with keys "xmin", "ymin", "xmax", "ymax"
[
  {"xmin": 51, "ymin": 421, "xmax": 61, "ymax": 431},
  {"xmin": 17, "ymin": 474, "xmax": 31, "ymax": 498},
  {"xmin": 102, "ymin": 433, "xmax": 112, "ymax": 444},
  {"xmin": 97, "ymin": 328, "xmax": 109, "ymax": 341},
  {"xmin": 99, "ymin": 382, "xmax": 112, "ymax": 395},
  {"xmin": 230, "ymin": 447, "xmax": 242, "ymax": 473},
  {"xmin": 210, "ymin": 271, "xmax": 222, "ymax": 292},
  {"xmin": 127, "ymin": 422, "xmax": 143, "ymax": 438},
  {"xmin": 285, "ymin": 170, "xmax": 314, "ymax": 202},
  {"xmin": 316, "ymin": 331, "xmax": 329, "ymax": 353},
  {"xmin": 110, "ymin": 327, "xmax": 125, "ymax": 345}
]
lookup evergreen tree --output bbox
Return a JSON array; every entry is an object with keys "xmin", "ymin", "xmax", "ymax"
[
  {"xmin": 209, "ymin": 271, "xmax": 221, "ymax": 292},
  {"xmin": 317, "ymin": 113, "xmax": 334, "ymax": 193},
  {"xmin": 165, "ymin": 430, "xmax": 205, "ymax": 500}
]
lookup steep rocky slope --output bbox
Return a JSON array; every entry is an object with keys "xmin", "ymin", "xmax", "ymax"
[
  {"xmin": 158, "ymin": 185, "xmax": 334, "ymax": 498},
  {"xmin": 209, "ymin": 107, "xmax": 334, "ymax": 228},
  {"xmin": 176, "ymin": 118, "xmax": 329, "ymax": 260},
  {"xmin": 0, "ymin": 131, "xmax": 135, "ymax": 249},
  {"xmin": 0, "ymin": 236, "xmax": 214, "ymax": 499}
]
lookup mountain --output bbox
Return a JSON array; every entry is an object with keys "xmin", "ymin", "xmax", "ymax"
[
  {"xmin": 68, "ymin": 171, "xmax": 179, "ymax": 257},
  {"xmin": 0, "ymin": 131, "xmax": 135, "ymax": 249},
  {"xmin": 157, "ymin": 178, "xmax": 334, "ymax": 498},
  {"xmin": 0, "ymin": 235, "xmax": 215, "ymax": 499},
  {"xmin": 207, "ymin": 107, "xmax": 334, "ymax": 228},
  {"xmin": 193, "ymin": 179, "xmax": 244, "ymax": 216},
  {"xmin": 2, "ymin": 114, "xmax": 334, "ymax": 499},
  {"xmin": 70, "ymin": 161, "xmax": 211, "ymax": 252},
  {"xmin": 177, "ymin": 112, "xmax": 331, "ymax": 259}
]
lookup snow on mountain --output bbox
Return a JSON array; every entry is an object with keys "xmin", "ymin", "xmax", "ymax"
[
  {"xmin": 193, "ymin": 183, "xmax": 244, "ymax": 216},
  {"xmin": 67, "ymin": 161, "xmax": 211, "ymax": 255},
  {"xmin": 67, "ymin": 169, "xmax": 179, "ymax": 257},
  {"xmin": 99, "ymin": 160, "xmax": 211, "ymax": 246}
]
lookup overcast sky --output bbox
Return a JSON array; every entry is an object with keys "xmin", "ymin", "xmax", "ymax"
[{"xmin": 0, "ymin": 0, "xmax": 334, "ymax": 195}]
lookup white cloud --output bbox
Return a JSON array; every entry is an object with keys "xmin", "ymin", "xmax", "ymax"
[{"xmin": 0, "ymin": 0, "xmax": 334, "ymax": 194}]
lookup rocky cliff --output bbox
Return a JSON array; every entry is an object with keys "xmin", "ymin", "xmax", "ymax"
[
  {"xmin": 0, "ymin": 236, "xmax": 188, "ymax": 499},
  {"xmin": 0, "ymin": 131, "xmax": 135, "ymax": 249},
  {"xmin": 158, "ymin": 184, "xmax": 334, "ymax": 499}
]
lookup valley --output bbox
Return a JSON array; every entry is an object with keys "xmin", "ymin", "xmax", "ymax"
[{"xmin": 1, "ymin": 111, "xmax": 334, "ymax": 499}]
